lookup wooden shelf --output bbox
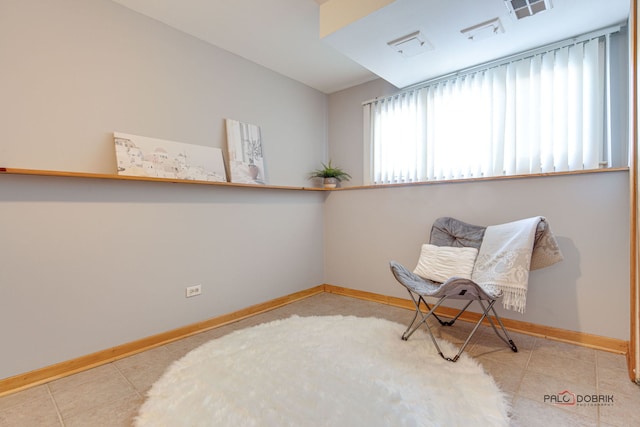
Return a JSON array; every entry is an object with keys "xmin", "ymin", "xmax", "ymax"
[
  {"xmin": 1, "ymin": 166, "xmax": 627, "ymax": 192},
  {"xmin": 0, "ymin": 167, "xmax": 328, "ymax": 192}
]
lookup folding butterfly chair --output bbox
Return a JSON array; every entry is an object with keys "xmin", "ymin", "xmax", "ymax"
[{"xmin": 389, "ymin": 217, "xmax": 519, "ymax": 362}]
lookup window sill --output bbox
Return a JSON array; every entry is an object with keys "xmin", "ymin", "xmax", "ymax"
[{"xmin": 336, "ymin": 167, "xmax": 630, "ymax": 191}]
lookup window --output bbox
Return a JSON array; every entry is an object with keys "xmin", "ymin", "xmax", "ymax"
[{"xmin": 363, "ymin": 27, "xmax": 627, "ymax": 185}]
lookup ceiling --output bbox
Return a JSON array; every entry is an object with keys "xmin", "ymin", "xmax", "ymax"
[{"xmin": 111, "ymin": 0, "xmax": 630, "ymax": 94}]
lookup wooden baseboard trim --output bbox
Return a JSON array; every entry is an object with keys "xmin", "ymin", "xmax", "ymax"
[
  {"xmin": 0, "ymin": 285, "xmax": 325, "ymax": 397},
  {"xmin": 1, "ymin": 283, "xmax": 629, "ymax": 397},
  {"xmin": 324, "ymin": 284, "xmax": 630, "ymax": 355}
]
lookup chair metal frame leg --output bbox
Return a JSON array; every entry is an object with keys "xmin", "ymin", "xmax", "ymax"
[
  {"xmin": 402, "ymin": 291, "xmax": 470, "ymax": 338},
  {"xmin": 401, "ymin": 289, "xmax": 518, "ymax": 362},
  {"xmin": 401, "ymin": 292, "xmax": 448, "ymax": 342},
  {"xmin": 478, "ymin": 300, "xmax": 518, "ymax": 352}
]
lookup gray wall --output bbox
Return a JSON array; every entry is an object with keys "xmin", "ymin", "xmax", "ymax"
[
  {"xmin": 1, "ymin": 176, "xmax": 325, "ymax": 379},
  {"xmin": 0, "ymin": 0, "xmax": 326, "ymax": 379},
  {"xmin": 326, "ymin": 79, "xmax": 630, "ymax": 340}
]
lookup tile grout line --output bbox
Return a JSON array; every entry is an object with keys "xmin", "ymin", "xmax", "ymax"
[
  {"xmin": 112, "ymin": 361, "xmax": 146, "ymax": 426},
  {"xmin": 590, "ymin": 351, "xmax": 601, "ymax": 425},
  {"xmin": 510, "ymin": 335, "xmax": 537, "ymax": 403},
  {"xmin": 112, "ymin": 362, "xmax": 144, "ymax": 399},
  {"xmin": 45, "ymin": 383, "xmax": 65, "ymax": 427}
]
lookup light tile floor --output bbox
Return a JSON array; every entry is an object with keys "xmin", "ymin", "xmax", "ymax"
[{"xmin": 1, "ymin": 293, "xmax": 638, "ymax": 426}]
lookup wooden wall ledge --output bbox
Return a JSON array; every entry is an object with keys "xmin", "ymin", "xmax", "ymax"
[
  {"xmin": 1, "ymin": 166, "xmax": 628, "ymax": 192},
  {"xmin": 0, "ymin": 167, "xmax": 327, "ymax": 191}
]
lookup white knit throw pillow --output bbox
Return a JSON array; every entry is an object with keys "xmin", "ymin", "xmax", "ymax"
[{"xmin": 413, "ymin": 244, "xmax": 479, "ymax": 283}]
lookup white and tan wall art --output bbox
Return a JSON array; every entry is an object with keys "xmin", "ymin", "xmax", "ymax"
[
  {"xmin": 225, "ymin": 119, "xmax": 267, "ymax": 185},
  {"xmin": 113, "ymin": 132, "xmax": 227, "ymax": 182}
]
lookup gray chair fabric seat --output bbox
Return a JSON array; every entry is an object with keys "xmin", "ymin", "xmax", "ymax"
[{"xmin": 390, "ymin": 217, "xmax": 519, "ymax": 362}]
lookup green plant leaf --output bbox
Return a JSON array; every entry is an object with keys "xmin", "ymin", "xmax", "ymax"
[{"xmin": 308, "ymin": 160, "xmax": 352, "ymax": 181}]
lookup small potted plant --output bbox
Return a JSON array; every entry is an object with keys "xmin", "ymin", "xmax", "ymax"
[{"xmin": 309, "ymin": 160, "xmax": 352, "ymax": 189}]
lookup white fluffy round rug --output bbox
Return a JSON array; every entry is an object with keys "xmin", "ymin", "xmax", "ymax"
[{"xmin": 135, "ymin": 315, "xmax": 510, "ymax": 427}]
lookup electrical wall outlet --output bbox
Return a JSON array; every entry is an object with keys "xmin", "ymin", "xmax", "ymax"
[{"xmin": 185, "ymin": 284, "xmax": 202, "ymax": 298}]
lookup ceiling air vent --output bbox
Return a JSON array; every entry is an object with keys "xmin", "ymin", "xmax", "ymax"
[{"xmin": 505, "ymin": 0, "xmax": 552, "ymax": 20}]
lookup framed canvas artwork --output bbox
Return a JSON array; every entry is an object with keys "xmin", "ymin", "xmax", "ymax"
[
  {"xmin": 113, "ymin": 132, "xmax": 227, "ymax": 182},
  {"xmin": 225, "ymin": 119, "xmax": 267, "ymax": 185}
]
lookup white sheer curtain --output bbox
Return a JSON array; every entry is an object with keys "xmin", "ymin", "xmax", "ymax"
[{"xmin": 367, "ymin": 36, "xmax": 607, "ymax": 184}]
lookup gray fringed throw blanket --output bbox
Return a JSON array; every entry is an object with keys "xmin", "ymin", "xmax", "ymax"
[{"xmin": 471, "ymin": 216, "xmax": 563, "ymax": 313}]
